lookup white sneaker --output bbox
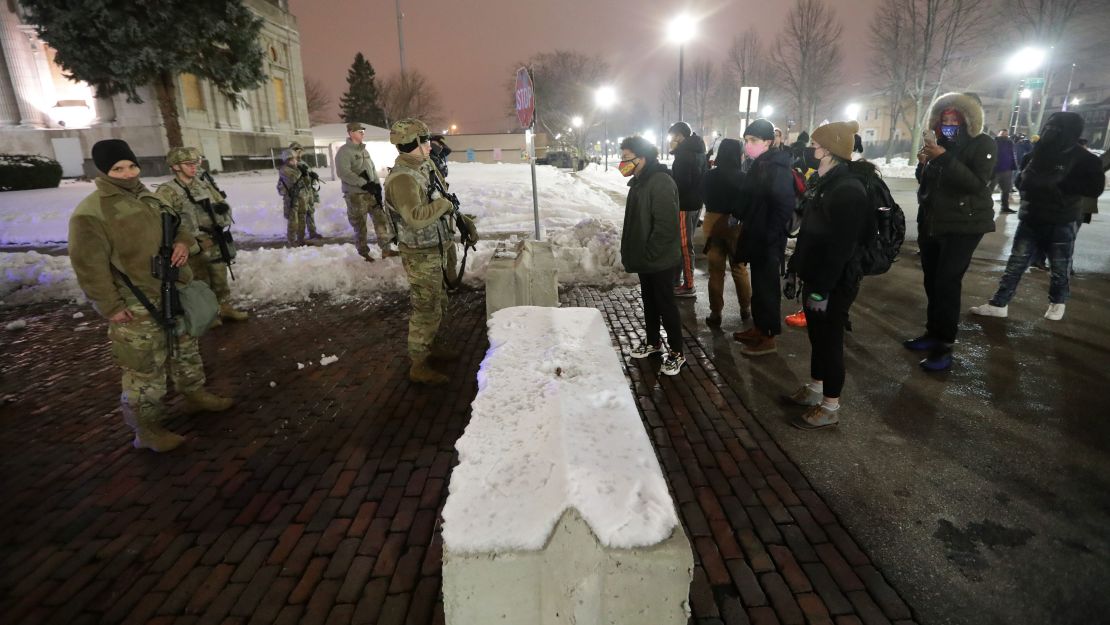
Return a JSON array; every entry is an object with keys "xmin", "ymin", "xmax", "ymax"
[
  {"xmin": 1044, "ymin": 303, "xmax": 1066, "ymax": 321},
  {"xmin": 661, "ymin": 352, "xmax": 686, "ymax": 376},
  {"xmin": 969, "ymin": 303, "xmax": 1008, "ymax": 318},
  {"xmin": 630, "ymin": 341, "xmax": 664, "ymax": 359}
]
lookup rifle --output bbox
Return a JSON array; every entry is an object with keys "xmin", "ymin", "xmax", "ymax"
[
  {"xmin": 150, "ymin": 212, "xmax": 182, "ymax": 355},
  {"xmin": 176, "ymin": 180, "xmax": 236, "ymax": 279},
  {"xmin": 200, "ymin": 170, "xmax": 227, "ymax": 200},
  {"xmin": 358, "ymin": 170, "xmax": 383, "ymax": 207},
  {"xmin": 427, "ymin": 167, "xmax": 477, "ymax": 290}
]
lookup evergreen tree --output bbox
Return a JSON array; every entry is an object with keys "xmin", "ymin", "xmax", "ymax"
[
  {"xmin": 19, "ymin": 0, "xmax": 267, "ymax": 148},
  {"xmin": 340, "ymin": 53, "xmax": 386, "ymax": 127}
]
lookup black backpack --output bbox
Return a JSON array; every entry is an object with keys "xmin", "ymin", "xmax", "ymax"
[{"xmin": 854, "ymin": 173, "xmax": 906, "ymax": 276}]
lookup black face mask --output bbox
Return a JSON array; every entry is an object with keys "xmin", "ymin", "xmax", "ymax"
[{"xmin": 802, "ymin": 147, "xmax": 821, "ymax": 170}]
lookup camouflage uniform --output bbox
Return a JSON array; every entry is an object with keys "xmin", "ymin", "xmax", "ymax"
[
  {"xmin": 277, "ymin": 149, "xmax": 312, "ymax": 245},
  {"xmin": 289, "ymin": 142, "xmax": 322, "ymax": 239},
  {"xmin": 69, "ymin": 169, "xmax": 232, "ymax": 452},
  {"xmin": 336, "ymin": 123, "xmax": 393, "ymax": 257}
]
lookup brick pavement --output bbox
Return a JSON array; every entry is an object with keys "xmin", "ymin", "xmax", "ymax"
[{"xmin": 0, "ymin": 287, "xmax": 917, "ymax": 625}]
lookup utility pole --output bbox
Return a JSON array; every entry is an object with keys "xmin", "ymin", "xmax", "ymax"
[{"xmin": 395, "ymin": 0, "xmax": 407, "ymax": 76}]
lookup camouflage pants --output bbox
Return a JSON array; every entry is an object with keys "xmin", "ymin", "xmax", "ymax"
[
  {"xmin": 305, "ymin": 197, "xmax": 319, "ymax": 237},
  {"xmin": 108, "ymin": 309, "xmax": 205, "ymax": 428},
  {"xmin": 401, "ymin": 247, "xmax": 447, "ymax": 361},
  {"xmin": 345, "ymin": 192, "xmax": 393, "ymax": 255},
  {"xmin": 286, "ymin": 197, "xmax": 308, "ymax": 245},
  {"xmin": 189, "ymin": 242, "xmax": 231, "ymax": 304}
]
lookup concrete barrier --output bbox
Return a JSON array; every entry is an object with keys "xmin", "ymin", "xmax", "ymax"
[
  {"xmin": 442, "ymin": 306, "xmax": 693, "ymax": 625},
  {"xmin": 485, "ymin": 239, "xmax": 559, "ymax": 319}
]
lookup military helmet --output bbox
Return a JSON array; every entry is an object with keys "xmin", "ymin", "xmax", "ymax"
[
  {"xmin": 166, "ymin": 147, "xmax": 202, "ymax": 166},
  {"xmin": 288, "ymin": 141, "xmax": 303, "ymax": 151},
  {"xmin": 280, "ymin": 148, "xmax": 296, "ymax": 162},
  {"xmin": 389, "ymin": 118, "xmax": 431, "ymax": 145}
]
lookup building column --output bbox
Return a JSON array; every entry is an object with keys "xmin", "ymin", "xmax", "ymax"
[
  {"xmin": 0, "ymin": 9, "xmax": 45, "ymax": 127},
  {"xmin": 0, "ymin": 38, "xmax": 19, "ymax": 125}
]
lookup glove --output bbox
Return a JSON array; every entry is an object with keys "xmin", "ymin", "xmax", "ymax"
[
  {"xmin": 360, "ymin": 182, "xmax": 374, "ymax": 193},
  {"xmin": 804, "ymin": 293, "xmax": 828, "ymax": 315},
  {"xmin": 460, "ymin": 214, "xmax": 479, "ymax": 246}
]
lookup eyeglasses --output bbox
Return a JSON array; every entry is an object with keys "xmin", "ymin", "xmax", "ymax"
[{"xmin": 419, "ymin": 135, "xmax": 430, "ymax": 143}]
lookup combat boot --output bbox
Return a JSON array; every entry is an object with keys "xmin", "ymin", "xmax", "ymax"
[
  {"xmin": 219, "ymin": 303, "xmax": 249, "ymax": 322},
  {"xmin": 409, "ymin": 358, "xmax": 449, "ymax": 385},
  {"xmin": 182, "ymin": 389, "xmax": 234, "ymax": 414},
  {"xmin": 123, "ymin": 405, "xmax": 185, "ymax": 452},
  {"xmin": 429, "ymin": 343, "xmax": 459, "ymax": 362}
]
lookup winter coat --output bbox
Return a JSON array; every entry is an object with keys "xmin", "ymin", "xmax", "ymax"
[
  {"xmin": 790, "ymin": 165, "xmax": 871, "ymax": 296},
  {"xmin": 1014, "ymin": 139, "xmax": 1034, "ymax": 168},
  {"xmin": 994, "ymin": 136, "xmax": 1017, "ymax": 172},
  {"xmin": 69, "ymin": 177, "xmax": 196, "ymax": 319},
  {"xmin": 335, "ymin": 139, "xmax": 379, "ymax": 196},
  {"xmin": 1019, "ymin": 148, "xmax": 1105, "ymax": 225},
  {"xmin": 670, "ymin": 134, "xmax": 707, "ymax": 212},
  {"xmin": 915, "ymin": 92, "xmax": 997, "ymax": 237},
  {"xmin": 732, "ymin": 149, "xmax": 796, "ymax": 261},
  {"xmin": 620, "ymin": 161, "xmax": 682, "ymax": 274},
  {"xmin": 703, "ymin": 139, "xmax": 744, "ymax": 215}
]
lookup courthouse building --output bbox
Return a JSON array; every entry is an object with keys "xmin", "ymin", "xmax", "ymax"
[{"xmin": 0, "ymin": 0, "xmax": 311, "ymax": 177}]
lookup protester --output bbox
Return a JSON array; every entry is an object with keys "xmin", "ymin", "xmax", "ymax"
[
  {"xmin": 620, "ymin": 135, "xmax": 686, "ymax": 376},
  {"xmin": 991, "ymin": 129, "xmax": 1018, "ymax": 213},
  {"xmin": 969, "ymin": 112, "xmax": 1105, "ymax": 322},
  {"xmin": 905, "ymin": 92, "xmax": 996, "ymax": 372},
  {"xmin": 667, "ymin": 121, "xmax": 707, "ymax": 298},
  {"xmin": 701, "ymin": 138, "xmax": 752, "ymax": 326}
]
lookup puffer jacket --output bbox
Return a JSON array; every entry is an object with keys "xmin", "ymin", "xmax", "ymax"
[
  {"xmin": 670, "ymin": 134, "xmax": 707, "ymax": 212},
  {"xmin": 732, "ymin": 148, "xmax": 796, "ymax": 261},
  {"xmin": 621, "ymin": 161, "xmax": 682, "ymax": 273}
]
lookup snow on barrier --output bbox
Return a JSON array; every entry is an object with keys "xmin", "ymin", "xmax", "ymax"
[
  {"xmin": 484, "ymin": 239, "xmax": 559, "ymax": 319},
  {"xmin": 442, "ymin": 306, "xmax": 694, "ymax": 625}
]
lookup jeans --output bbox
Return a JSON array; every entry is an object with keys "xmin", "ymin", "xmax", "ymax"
[
  {"xmin": 804, "ymin": 281, "xmax": 859, "ymax": 399},
  {"xmin": 919, "ymin": 232, "xmax": 984, "ymax": 343},
  {"xmin": 990, "ymin": 220, "xmax": 1079, "ymax": 306},
  {"xmin": 639, "ymin": 268, "xmax": 683, "ymax": 353}
]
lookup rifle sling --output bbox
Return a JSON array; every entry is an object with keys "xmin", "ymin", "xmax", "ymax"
[{"xmin": 110, "ymin": 265, "xmax": 171, "ymax": 329}]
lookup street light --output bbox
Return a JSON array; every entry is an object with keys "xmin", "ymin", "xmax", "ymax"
[
  {"xmin": 571, "ymin": 116, "xmax": 584, "ymax": 128},
  {"xmin": 596, "ymin": 86, "xmax": 617, "ymax": 171},
  {"xmin": 761, "ymin": 105, "xmax": 774, "ymax": 117},
  {"xmin": 1020, "ymin": 89, "xmax": 1033, "ymax": 99},
  {"xmin": 1006, "ymin": 46, "xmax": 1047, "ymax": 134},
  {"xmin": 845, "ymin": 103, "xmax": 861, "ymax": 119},
  {"xmin": 667, "ymin": 13, "xmax": 696, "ymax": 123},
  {"xmin": 450, "ymin": 124, "xmax": 457, "ymax": 134}
]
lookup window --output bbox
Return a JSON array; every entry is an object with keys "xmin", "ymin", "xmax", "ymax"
[
  {"xmin": 182, "ymin": 73, "xmax": 206, "ymax": 111},
  {"xmin": 270, "ymin": 46, "xmax": 279, "ymax": 62},
  {"xmin": 273, "ymin": 77, "xmax": 288, "ymax": 122}
]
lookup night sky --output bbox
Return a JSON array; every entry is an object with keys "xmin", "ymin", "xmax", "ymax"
[{"xmin": 289, "ymin": 0, "xmax": 880, "ymax": 133}]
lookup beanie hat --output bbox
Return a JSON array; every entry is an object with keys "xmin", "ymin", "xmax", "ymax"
[
  {"xmin": 811, "ymin": 120, "xmax": 861, "ymax": 161},
  {"xmin": 743, "ymin": 118, "xmax": 775, "ymax": 141},
  {"xmin": 92, "ymin": 139, "xmax": 139, "ymax": 174}
]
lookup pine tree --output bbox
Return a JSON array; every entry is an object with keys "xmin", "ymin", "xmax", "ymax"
[
  {"xmin": 340, "ymin": 53, "xmax": 386, "ymax": 127},
  {"xmin": 19, "ymin": 0, "xmax": 267, "ymax": 148}
]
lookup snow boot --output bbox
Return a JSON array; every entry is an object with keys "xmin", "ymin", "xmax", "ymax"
[
  {"xmin": 429, "ymin": 344, "xmax": 460, "ymax": 362},
  {"xmin": 409, "ymin": 358, "xmax": 448, "ymax": 385},
  {"xmin": 182, "ymin": 389, "xmax": 234, "ymax": 415},
  {"xmin": 219, "ymin": 303, "xmax": 249, "ymax": 322}
]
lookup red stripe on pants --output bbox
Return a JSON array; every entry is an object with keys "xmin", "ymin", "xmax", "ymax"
[{"xmin": 678, "ymin": 213, "xmax": 694, "ymax": 288}]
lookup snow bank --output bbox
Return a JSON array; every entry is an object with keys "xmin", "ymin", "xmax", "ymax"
[
  {"xmin": 874, "ymin": 157, "xmax": 917, "ymax": 179},
  {"xmin": 576, "ymin": 162, "xmax": 633, "ymax": 199},
  {"xmin": 442, "ymin": 306, "xmax": 679, "ymax": 553}
]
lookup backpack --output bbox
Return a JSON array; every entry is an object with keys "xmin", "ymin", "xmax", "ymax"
[
  {"xmin": 854, "ymin": 173, "xmax": 906, "ymax": 276},
  {"xmin": 786, "ymin": 169, "xmax": 810, "ymax": 238}
]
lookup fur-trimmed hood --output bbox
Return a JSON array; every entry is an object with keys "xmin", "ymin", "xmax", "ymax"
[{"xmin": 928, "ymin": 92, "xmax": 985, "ymax": 137}]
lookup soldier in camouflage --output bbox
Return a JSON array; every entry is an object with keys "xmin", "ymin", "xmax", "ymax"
[
  {"xmin": 336, "ymin": 122, "xmax": 395, "ymax": 261},
  {"xmin": 155, "ymin": 147, "xmax": 249, "ymax": 325},
  {"xmin": 277, "ymin": 149, "xmax": 313, "ymax": 246},
  {"xmin": 384, "ymin": 118, "xmax": 479, "ymax": 385},
  {"xmin": 289, "ymin": 141, "xmax": 323, "ymax": 240},
  {"xmin": 69, "ymin": 139, "xmax": 233, "ymax": 453}
]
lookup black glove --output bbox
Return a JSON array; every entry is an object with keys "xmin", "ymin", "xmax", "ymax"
[
  {"xmin": 360, "ymin": 182, "xmax": 374, "ymax": 193},
  {"xmin": 308, "ymin": 171, "xmax": 319, "ymax": 181}
]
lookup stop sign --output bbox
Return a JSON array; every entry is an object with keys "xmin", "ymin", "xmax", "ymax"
[{"xmin": 515, "ymin": 67, "xmax": 534, "ymax": 129}]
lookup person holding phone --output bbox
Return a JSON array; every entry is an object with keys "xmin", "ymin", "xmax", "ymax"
[{"xmin": 905, "ymin": 93, "xmax": 997, "ymax": 372}]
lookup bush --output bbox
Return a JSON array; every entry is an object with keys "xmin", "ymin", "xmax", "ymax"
[{"xmin": 0, "ymin": 154, "xmax": 64, "ymax": 192}]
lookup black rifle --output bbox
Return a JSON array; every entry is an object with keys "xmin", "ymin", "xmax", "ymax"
[
  {"xmin": 200, "ymin": 170, "xmax": 227, "ymax": 200},
  {"xmin": 358, "ymin": 170, "xmax": 383, "ymax": 206},
  {"xmin": 150, "ymin": 212, "xmax": 182, "ymax": 354},
  {"xmin": 427, "ymin": 168, "xmax": 476, "ymax": 290},
  {"xmin": 176, "ymin": 180, "xmax": 236, "ymax": 279}
]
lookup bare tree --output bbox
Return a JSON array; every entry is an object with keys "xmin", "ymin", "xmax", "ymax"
[
  {"xmin": 380, "ymin": 70, "xmax": 442, "ymax": 126},
  {"xmin": 304, "ymin": 76, "xmax": 333, "ymax": 125},
  {"xmin": 771, "ymin": 0, "xmax": 844, "ymax": 133},
  {"xmin": 868, "ymin": 0, "xmax": 913, "ymax": 157},
  {"xmin": 689, "ymin": 60, "xmax": 715, "ymax": 134},
  {"xmin": 507, "ymin": 51, "xmax": 610, "ymax": 155}
]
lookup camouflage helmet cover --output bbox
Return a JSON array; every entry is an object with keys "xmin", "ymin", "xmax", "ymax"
[
  {"xmin": 166, "ymin": 147, "xmax": 202, "ymax": 166},
  {"xmin": 288, "ymin": 141, "xmax": 304, "ymax": 151},
  {"xmin": 389, "ymin": 118, "xmax": 430, "ymax": 145}
]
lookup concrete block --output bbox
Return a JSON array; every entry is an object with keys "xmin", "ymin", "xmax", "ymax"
[{"xmin": 485, "ymin": 240, "xmax": 560, "ymax": 319}]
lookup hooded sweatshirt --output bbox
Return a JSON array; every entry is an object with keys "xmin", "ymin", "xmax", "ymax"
[
  {"xmin": 670, "ymin": 133, "xmax": 708, "ymax": 212},
  {"xmin": 1018, "ymin": 112, "xmax": 1106, "ymax": 224}
]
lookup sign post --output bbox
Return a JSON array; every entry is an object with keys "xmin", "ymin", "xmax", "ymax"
[
  {"xmin": 738, "ymin": 86, "xmax": 760, "ymax": 135},
  {"xmin": 515, "ymin": 66, "xmax": 541, "ymax": 241}
]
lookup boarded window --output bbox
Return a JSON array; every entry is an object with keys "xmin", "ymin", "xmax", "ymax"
[
  {"xmin": 273, "ymin": 77, "xmax": 288, "ymax": 122},
  {"xmin": 182, "ymin": 73, "xmax": 206, "ymax": 111}
]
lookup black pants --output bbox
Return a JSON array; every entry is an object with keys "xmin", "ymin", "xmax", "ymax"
[
  {"xmin": 749, "ymin": 248, "xmax": 784, "ymax": 336},
  {"xmin": 639, "ymin": 268, "xmax": 683, "ymax": 353},
  {"xmin": 919, "ymin": 232, "xmax": 984, "ymax": 344},
  {"xmin": 804, "ymin": 281, "xmax": 859, "ymax": 399}
]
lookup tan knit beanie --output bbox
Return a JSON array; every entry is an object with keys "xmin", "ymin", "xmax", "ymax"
[{"xmin": 811, "ymin": 120, "xmax": 860, "ymax": 161}]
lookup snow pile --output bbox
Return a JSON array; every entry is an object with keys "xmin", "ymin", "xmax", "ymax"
[
  {"xmin": 576, "ymin": 162, "xmax": 632, "ymax": 199},
  {"xmin": 228, "ymin": 244, "xmax": 409, "ymax": 304},
  {"xmin": 442, "ymin": 306, "xmax": 679, "ymax": 553},
  {"xmin": 5, "ymin": 319, "xmax": 26, "ymax": 331},
  {"xmin": 319, "ymin": 354, "xmax": 339, "ymax": 366},
  {"xmin": 1, "ymin": 251, "xmax": 84, "ymax": 306},
  {"xmin": 874, "ymin": 157, "xmax": 917, "ymax": 179}
]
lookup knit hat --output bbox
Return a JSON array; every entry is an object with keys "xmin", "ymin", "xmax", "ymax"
[
  {"xmin": 811, "ymin": 120, "xmax": 861, "ymax": 161},
  {"xmin": 91, "ymin": 139, "xmax": 139, "ymax": 174},
  {"xmin": 743, "ymin": 118, "xmax": 775, "ymax": 141}
]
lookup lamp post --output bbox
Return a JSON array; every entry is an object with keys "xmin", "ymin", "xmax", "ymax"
[
  {"xmin": 667, "ymin": 14, "xmax": 696, "ymax": 123},
  {"xmin": 595, "ymin": 86, "xmax": 616, "ymax": 171},
  {"xmin": 1006, "ymin": 47, "xmax": 1046, "ymax": 135}
]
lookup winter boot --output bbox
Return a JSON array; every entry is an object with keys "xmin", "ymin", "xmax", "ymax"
[
  {"xmin": 409, "ymin": 358, "xmax": 448, "ymax": 385},
  {"xmin": 182, "ymin": 389, "xmax": 234, "ymax": 415},
  {"xmin": 733, "ymin": 327, "xmax": 763, "ymax": 344},
  {"xmin": 429, "ymin": 344, "xmax": 460, "ymax": 362},
  {"xmin": 123, "ymin": 404, "xmax": 184, "ymax": 452},
  {"xmin": 381, "ymin": 248, "xmax": 400, "ymax": 259},
  {"xmin": 740, "ymin": 335, "xmax": 777, "ymax": 356},
  {"xmin": 219, "ymin": 303, "xmax": 249, "ymax": 322}
]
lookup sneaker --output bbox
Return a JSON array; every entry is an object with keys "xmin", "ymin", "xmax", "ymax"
[
  {"xmin": 661, "ymin": 351, "xmax": 686, "ymax": 376},
  {"xmin": 785, "ymin": 310, "xmax": 808, "ymax": 328},
  {"xmin": 1044, "ymin": 303, "xmax": 1065, "ymax": 321},
  {"xmin": 969, "ymin": 303, "xmax": 1008, "ymax": 318},
  {"xmin": 902, "ymin": 334, "xmax": 941, "ymax": 352},
  {"xmin": 741, "ymin": 336, "xmax": 777, "ymax": 356},
  {"xmin": 733, "ymin": 327, "xmax": 763, "ymax": 344},
  {"xmin": 630, "ymin": 341, "xmax": 664, "ymax": 359},
  {"xmin": 1000, "ymin": 207, "xmax": 1017, "ymax": 214},
  {"xmin": 674, "ymin": 286, "xmax": 696, "ymax": 298},
  {"xmin": 919, "ymin": 345, "xmax": 953, "ymax": 372},
  {"xmin": 784, "ymin": 385, "xmax": 822, "ymax": 407},
  {"xmin": 792, "ymin": 404, "xmax": 840, "ymax": 430}
]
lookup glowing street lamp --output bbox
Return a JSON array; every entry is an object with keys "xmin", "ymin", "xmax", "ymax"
[
  {"xmin": 1006, "ymin": 46, "xmax": 1047, "ymax": 134},
  {"xmin": 667, "ymin": 13, "xmax": 697, "ymax": 122},
  {"xmin": 596, "ymin": 86, "xmax": 617, "ymax": 171},
  {"xmin": 845, "ymin": 103, "xmax": 861, "ymax": 119},
  {"xmin": 1020, "ymin": 89, "xmax": 1033, "ymax": 99},
  {"xmin": 761, "ymin": 105, "xmax": 774, "ymax": 117},
  {"xmin": 571, "ymin": 116, "xmax": 584, "ymax": 128},
  {"xmin": 450, "ymin": 124, "xmax": 457, "ymax": 134}
]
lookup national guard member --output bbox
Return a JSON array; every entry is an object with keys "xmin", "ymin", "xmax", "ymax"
[
  {"xmin": 384, "ymin": 118, "xmax": 479, "ymax": 385},
  {"xmin": 336, "ymin": 122, "xmax": 395, "ymax": 260},
  {"xmin": 155, "ymin": 147, "xmax": 249, "ymax": 324},
  {"xmin": 289, "ymin": 141, "xmax": 323, "ymax": 240},
  {"xmin": 277, "ymin": 149, "xmax": 312, "ymax": 246},
  {"xmin": 69, "ymin": 139, "xmax": 233, "ymax": 452}
]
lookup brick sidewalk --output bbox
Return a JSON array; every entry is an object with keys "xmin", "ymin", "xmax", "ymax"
[{"xmin": 0, "ymin": 288, "xmax": 916, "ymax": 625}]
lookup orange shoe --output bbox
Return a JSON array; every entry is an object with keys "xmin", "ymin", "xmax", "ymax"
[{"xmin": 785, "ymin": 310, "xmax": 807, "ymax": 328}]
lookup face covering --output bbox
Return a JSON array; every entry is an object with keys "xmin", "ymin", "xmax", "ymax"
[
  {"xmin": 618, "ymin": 158, "xmax": 638, "ymax": 177},
  {"xmin": 744, "ymin": 141, "xmax": 769, "ymax": 160},
  {"xmin": 802, "ymin": 147, "xmax": 821, "ymax": 170},
  {"xmin": 940, "ymin": 124, "xmax": 961, "ymax": 139},
  {"xmin": 102, "ymin": 175, "xmax": 143, "ymax": 192}
]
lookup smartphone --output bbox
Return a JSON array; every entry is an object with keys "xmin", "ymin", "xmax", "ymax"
[{"xmin": 923, "ymin": 129, "xmax": 938, "ymax": 146}]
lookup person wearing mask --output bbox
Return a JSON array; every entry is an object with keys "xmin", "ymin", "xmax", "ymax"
[
  {"xmin": 68, "ymin": 140, "xmax": 234, "ymax": 452},
  {"xmin": 620, "ymin": 135, "xmax": 686, "ymax": 376},
  {"xmin": 785, "ymin": 121, "xmax": 872, "ymax": 429},
  {"xmin": 701, "ymin": 138, "xmax": 752, "ymax": 326},
  {"xmin": 732, "ymin": 118, "xmax": 796, "ymax": 356},
  {"xmin": 667, "ymin": 121, "xmax": 707, "ymax": 298},
  {"xmin": 991, "ymin": 129, "xmax": 1019, "ymax": 213},
  {"xmin": 969, "ymin": 112, "xmax": 1105, "ymax": 322},
  {"xmin": 904, "ymin": 93, "xmax": 996, "ymax": 371}
]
